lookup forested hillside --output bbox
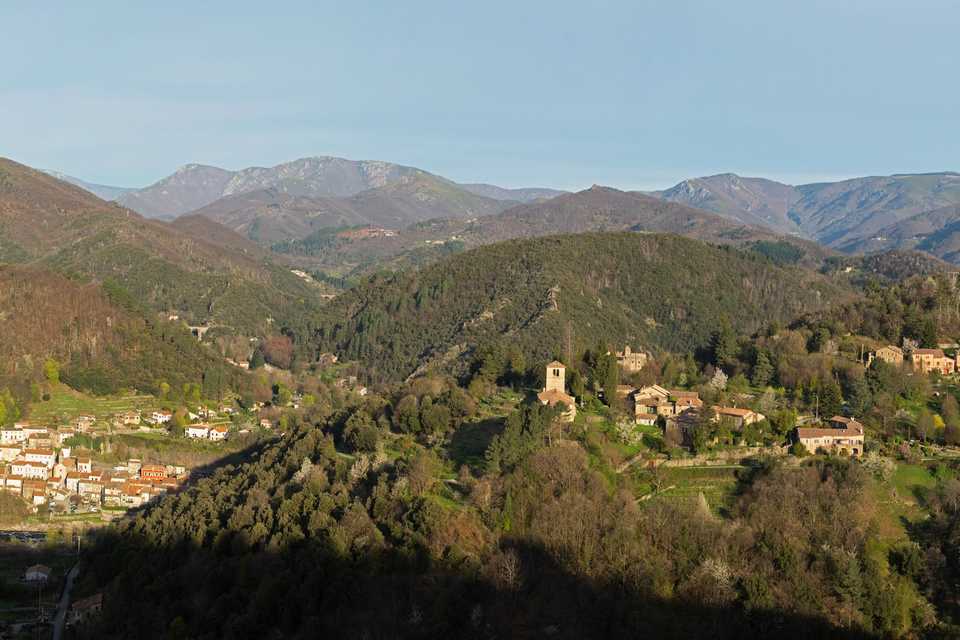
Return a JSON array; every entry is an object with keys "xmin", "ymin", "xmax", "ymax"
[
  {"xmin": 0, "ymin": 157, "xmax": 322, "ymax": 337},
  {"xmin": 0, "ymin": 266, "xmax": 241, "ymax": 397},
  {"xmin": 73, "ymin": 392, "xmax": 938, "ymax": 640},
  {"xmin": 310, "ymin": 233, "xmax": 851, "ymax": 381}
]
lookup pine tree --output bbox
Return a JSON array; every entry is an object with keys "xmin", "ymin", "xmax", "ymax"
[
  {"xmin": 710, "ymin": 321, "xmax": 738, "ymax": 371},
  {"xmin": 819, "ymin": 378, "xmax": 843, "ymax": 419},
  {"xmin": 751, "ymin": 350, "xmax": 774, "ymax": 387}
]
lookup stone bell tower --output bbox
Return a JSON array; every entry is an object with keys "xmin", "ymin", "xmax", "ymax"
[{"xmin": 544, "ymin": 361, "xmax": 566, "ymax": 393}]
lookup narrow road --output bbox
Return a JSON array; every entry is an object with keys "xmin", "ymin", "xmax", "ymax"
[{"xmin": 53, "ymin": 563, "xmax": 80, "ymax": 640}]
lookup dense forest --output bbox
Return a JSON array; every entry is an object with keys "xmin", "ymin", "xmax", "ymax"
[
  {"xmin": 0, "ymin": 266, "xmax": 242, "ymax": 401},
  {"xmin": 308, "ymin": 233, "xmax": 851, "ymax": 382},
  {"xmin": 72, "ymin": 378, "xmax": 959, "ymax": 639}
]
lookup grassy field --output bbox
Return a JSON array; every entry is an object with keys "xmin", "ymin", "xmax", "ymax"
[
  {"xmin": 27, "ymin": 384, "xmax": 165, "ymax": 424},
  {"xmin": 475, "ymin": 388, "xmax": 523, "ymax": 420},
  {"xmin": 870, "ymin": 462, "xmax": 940, "ymax": 545},
  {"xmin": 642, "ymin": 466, "xmax": 743, "ymax": 514}
]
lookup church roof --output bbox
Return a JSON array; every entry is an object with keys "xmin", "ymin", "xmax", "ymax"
[
  {"xmin": 546, "ymin": 360, "xmax": 565, "ymax": 369},
  {"xmin": 537, "ymin": 389, "xmax": 575, "ymax": 406}
]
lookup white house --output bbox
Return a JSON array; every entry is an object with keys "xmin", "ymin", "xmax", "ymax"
[
  {"xmin": 0, "ymin": 428, "xmax": 27, "ymax": 444},
  {"xmin": 24, "ymin": 564, "xmax": 51, "ymax": 583},
  {"xmin": 0, "ymin": 444, "xmax": 22, "ymax": 462},
  {"xmin": 150, "ymin": 411, "xmax": 173, "ymax": 425},
  {"xmin": 23, "ymin": 448, "xmax": 56, "ymax": 468},
  {"xmin": 185, "ymin": 424, "xmax": 211, "ymax": 439},
  {"xmin": 11, "ymin": 460, "xmax": 50, "ymax": 480},
  {"xmin": 65, "ymin": 472, "xmax": 86, "ymax": 493},
  {"xmin": 208, "ymin": 425, "xmax": 229, "ymax": 441}
]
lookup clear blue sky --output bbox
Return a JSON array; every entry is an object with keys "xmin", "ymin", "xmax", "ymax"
[{"xmin": 2, "ymin": 1, "xmax": 958, "ymax": 190}]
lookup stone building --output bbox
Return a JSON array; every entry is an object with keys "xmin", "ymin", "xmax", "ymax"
[
  {"xmin": 615, "ymin": 346, "xmax": 648, "ymax": 373},
  {"xmin": 537, "ymin": 361, "xmax": 576, "ymax": 422}
]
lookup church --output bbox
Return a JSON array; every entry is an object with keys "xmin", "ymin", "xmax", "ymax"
[{"xmin": 537, "ymin": 361, "xmax": 577, "ymax": 422}]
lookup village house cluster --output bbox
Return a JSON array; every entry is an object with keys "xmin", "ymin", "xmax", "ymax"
[
  {"xmin": 0, "ymin": 416, "xmax": 190, "ymax": 512},
  {"xmin": 610, "ymin": 344, "xmax": 869, "ymax": 456},
  {"xmin": 868, "ymin": 344, "xmax": 959, "ymax": 376}
]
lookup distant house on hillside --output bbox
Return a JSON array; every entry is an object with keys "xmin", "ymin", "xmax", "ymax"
[
  {"xmin": 635, "ymin": 413, "xmax": 658, "ymax": 427},
  {"xmin": 11, "ymin": 460, "xmax": 50, "ymax": 480},
  {"xmin": 713, "ymin": 407, "xmax": 765, "ymax": 429},
  {"xmin": 911, "ymin": 348, "xmax": 955, "ymax": 375},
  {"xmin": 632, "ymin": 387, "xmax": 702, "ymax": 422},
  {"xmin": 615, "ymin": 346, "xmax": 648, "ymax": 372},
  {"xmin": 115, "ymin": 410, "xmax": 141, "ymax": 426},
  {"xmin": 140, "ymin": 464, "xmax": 167, "ymax": 481},
  {"xmin": 868, "ymin": 345, "xmax": 904, "ymax": 367},
  {"xmin": 0, "ymin": 444, "xmax": 22, "ymax": 462},
  {"xmin": 0, "ymin": 428, "xmax": 28, "ymax": 444},
  {"xmin": 209, "ymin": 425, "xmax": 229, "ymax": 441},
  {"xmin": 796, "ymin": 424, "xmax": 864, "ymax": 456},
  {"xmin": 23, "ymin": 564, "xmax": 51, "ymax": 583},
  {"xmin": 185, "ymin": 424, "xmax": 211, "ymax": 439},
  {"xmin": 149, "ymin": 411, "xmax": 173, "ymax": 425}
]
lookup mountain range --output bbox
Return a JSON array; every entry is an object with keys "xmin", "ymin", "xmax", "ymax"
[
  {"xmin": 652, "ymin": 171, "xmax": 960, "ymax": 251},
  {"xmin": 0, "ymin": 158, "xmax": 323, "ymax": 338},
  {"xmin": 51, "ymin": 155, "xmax": 960, "ymax": 266},
  {"xmin": 103, "ymin": 157, "xmax": 563, "ymax": 225},
  {"xmin": 2, "ymin": 154, "xmax": 952, "ymax": 393},
  {"xmin": 41, "ymin": 170, "xmax": 135, "ymax": 201},
  {"xmin": 271, "ymin": 185, "xmax": 832, "ymax": 280}
]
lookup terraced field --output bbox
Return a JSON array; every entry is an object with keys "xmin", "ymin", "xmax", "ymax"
[{"xmin": 26, "ymin": 384, "xmax": 165, "ymax": 424}]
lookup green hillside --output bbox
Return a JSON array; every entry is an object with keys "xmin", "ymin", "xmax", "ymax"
[
  {"xmin": 0, "ymin": 266, "xmax": 243, "ymax": 398},
  {"xmin": 0, "ymin": 157, "xmax": 323, "ymax": 339},
  {"xmin": 311, "ymin": 232, "xmax": 852, "ymax": 381}
]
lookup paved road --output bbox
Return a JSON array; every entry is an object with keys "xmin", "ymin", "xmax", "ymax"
[{"xmin": 52, "ymin": 563, "xmax": 80, "ymax": 640}]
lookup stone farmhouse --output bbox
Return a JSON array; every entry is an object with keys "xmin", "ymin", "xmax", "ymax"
[
  {"xmin": 615, "ymin": 346, "xmax": 648, "ymax": 373},
  {"xmin": 632, "ymin": 386, "xmax": 703, "ymax": 422},
  {"xmin": 910, "ymin": 348, "xmax": 956, "ymax": 375},
  {"xmin": 796, "ymin": 419, "xmax": 865, "ymax": 456},
  {"xmin": 868, "ymin": 345, "xmax": 904, "ymax": 366},
  {"xmin": 713, "ymin": 407, "xmax": 766, "ymax": 429}
]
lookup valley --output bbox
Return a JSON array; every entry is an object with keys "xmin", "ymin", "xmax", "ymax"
[{"xmin": 3, "ymin": 158, "xmax": 960, "ymax": 639}]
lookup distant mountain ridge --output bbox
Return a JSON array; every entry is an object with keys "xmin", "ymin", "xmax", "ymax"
[
  {"xmin": 186, "ymin": 173, "xmax": 514, "ymax": 244},
  {"xmin": 41, "ymin": 170, "xmax": 134, "ymax": 201},
  {"xmin": 652, "ymin": 174, "xmax": 801, "ymax": 234},
  {"xmin": 459, "ymin": 183, "xmax": 567, "ymax": 202},
  {"xmin": 47, "ymin": 156, "xmax": 960, "ymax": 264},
  {"xmin": 109, "ymin": 156, "xmax": 563, "ymax": 221},
  {"xmin": 651, "ymin": 171, "xmax": 960, "ymax": 257},
  {"xmin": 274, "ymin": 185, "xmax": 834, "ymax": 280}
]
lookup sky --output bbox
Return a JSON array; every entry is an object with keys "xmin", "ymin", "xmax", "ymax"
[{"xmin": 2, "ymin": 0, "xmax": 958, "ymax": 191}]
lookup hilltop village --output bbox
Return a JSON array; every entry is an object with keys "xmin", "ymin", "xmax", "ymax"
[
  {"xmin": 532, "ymin": 343, "xmax": 950, "ymax": 457},
  {"xmin": 2, "ymin": 336, "xmax": 958, "ymax": 522}
]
